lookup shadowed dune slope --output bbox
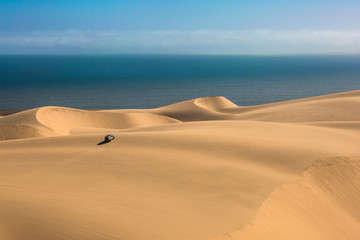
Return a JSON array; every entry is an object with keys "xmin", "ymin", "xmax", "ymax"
[
  {"xmin": 213, "ymin": 156, "xmax": 360, "ymax": 240},
  {"xmin": 150, "ymin": 96, "xmax": 239, "ymax": 121},
  {"xmin": 0, "ymin": 109, "xmax": 56, "ymax": 140},
  {"xmin": 0, "ymin": 123, "xmax": 55, "ymax": 141}
]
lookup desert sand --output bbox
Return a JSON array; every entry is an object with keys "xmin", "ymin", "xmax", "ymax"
[{"xmin": 0, "ymin": 90, "xmax": 359, "ymax": 240}]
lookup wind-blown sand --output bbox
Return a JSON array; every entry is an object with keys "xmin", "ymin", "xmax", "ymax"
[{"xmin": 0, "ymin": 90, "xmax": 359, "ymax": 240}]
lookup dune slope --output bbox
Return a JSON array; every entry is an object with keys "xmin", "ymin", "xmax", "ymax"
[
  {"xmin": 0, "ymin": 90, "xmax": 359, "ymax": 240},
  {"xmin": 151, "ymin": 90, "xmax": 360, "ymax": 122},
  {"xmin": 214, "ymin": 156, "xmax": 360, "ymax": 240},
  {"xmin": 0, "ymin": 107, "xmax": 180, "ymax": 140}
]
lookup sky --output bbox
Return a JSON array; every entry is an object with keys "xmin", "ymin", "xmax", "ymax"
[{"xmin": 0, "ymin": 0, "xmax": 359, "ymax": 55}]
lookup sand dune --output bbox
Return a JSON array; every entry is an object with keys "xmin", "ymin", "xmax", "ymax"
[
  {"xmin": 1, "ymin": 90, "xmax": 359, "ymax": 140},
  {"xmin": 151, "ymin": 90, "xmax": 360, "ymax": 122},
  {"xmin": 0, "ymin": 107, "xmax": 180, "ymax": 140},
  {"xmin": 301, "ymin": 121, "xmax": 360, "ymax": 131},
  {"xmin": 234, "ymin": 91, "xmax": 360, "ymax": 122},
  {"xmin": 36, "ymin": 107, "xmax": 180, "ymax": 135},
  {"xmin": 213, "ymin": 156, "xmax": 360, "ymax": 240},
  {"xmin": 0, "ymin": 108, "xmax": 57, "ymax": 140},
  {"xmin": 150, "ymin": 96, "xmax": 238, "ymax": 121},
  {"xmin": 0, "ymin": 90, "xmax": 359, "ymax": 240},
  {"xmin": 0, "ymin": 123, "xmax": 55, "ymax": 141}
]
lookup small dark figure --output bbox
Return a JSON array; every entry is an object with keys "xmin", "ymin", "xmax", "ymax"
[
  {"xmin": 98, "ymin": 134, "xmax": 115, "ymax": 145},
  {"xmin": 104, "ymin": 134, "xmax": 115, "ymax": 142}
]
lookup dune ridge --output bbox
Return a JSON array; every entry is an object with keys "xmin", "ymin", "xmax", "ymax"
[
  {"xmin": 0, "ymin": 107, "xmax": 180, "ymax": 140},
  {"xmin": 151, "ymin": 90, "xmax": 360, "ymax": 122},
  {"xmin": 1, "ymin": 90, "xmax": 359, "ymax": 141},
  {"xmin": 213, "ymin": 156, "xmax": 360, "ymax": 240},
  {"xmin": 0, "ymin": 90, "xmax": 359, "ymax": 240}
]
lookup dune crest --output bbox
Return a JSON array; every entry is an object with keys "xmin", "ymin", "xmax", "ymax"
[
  {"xmin": 1, "ymin": 90, "xmax": 360, "ymax": 140},
  {"xmin": 36, "ymin": 107, "xmax": 180, "ymax": 135},
  {"xmin": 0, "ymin": 106, "xmax": 180, "ymax": 140},
  {"xmin": 152, "ymin": 90, "xmax": 360, "ymax": 122},
  {"xmin": 193, "ymin": 96, "xmax": 239, "ymax": 112},
  {"xmin": 150, "ymin": 97, "xmax": 236, "ymax": 121},
  {"xmin": 213, "ymin": 156, "xmax": 360, "ymax": 240},
  {"xmin": 0, "ymin": 108, "xmax": 56, "ymax": 140}
]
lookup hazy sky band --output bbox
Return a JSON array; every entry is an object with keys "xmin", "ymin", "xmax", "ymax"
[
  {"xmin": 1, "ymin": 29, "xmax": 359, "ymax": 55},
  {"xmin": 1, "ymin": 0, "xmax": 359, "ymax": 54}
]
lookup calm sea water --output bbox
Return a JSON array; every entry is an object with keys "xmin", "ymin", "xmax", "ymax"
[{"xmin": 0, "ymin": 55, "xmax": 359, "ymax": 110}]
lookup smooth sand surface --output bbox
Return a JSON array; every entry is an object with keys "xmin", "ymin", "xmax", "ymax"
[
  {"xmin": 213, "ymin": 156, "xmax": 360, "ymax": 240},
  {"xmin": 0, "ymin": 90, "xmax": 359, "ymax": 240}
]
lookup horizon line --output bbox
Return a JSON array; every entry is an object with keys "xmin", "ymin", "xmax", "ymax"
[{"xmin": 1, "ymin": 53, "xmax": 360, "ymax": 57}]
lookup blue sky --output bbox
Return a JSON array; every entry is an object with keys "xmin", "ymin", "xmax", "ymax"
[{"xmin": 0, "ymin": 0, "xmax": 359, "ymax": 54}]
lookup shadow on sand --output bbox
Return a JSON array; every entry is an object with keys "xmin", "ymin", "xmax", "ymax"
[{"xmin": 97, "ymin": 140, "xmax": 110, "ymax": 145}]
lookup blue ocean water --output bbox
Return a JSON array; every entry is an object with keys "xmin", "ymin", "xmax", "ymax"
[{"xmin": 0, "ymin": 55, "xmax": 359, "ymax": 110}]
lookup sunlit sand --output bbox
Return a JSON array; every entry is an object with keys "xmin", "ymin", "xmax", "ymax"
[{"xmin": 0, "ymin": 90, "xmax": 359, "ymax": 240}]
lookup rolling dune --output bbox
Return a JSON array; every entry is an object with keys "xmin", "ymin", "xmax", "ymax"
[
  {"xmin": 213, "ymin": 156, "xmax": 360, "ymax": 240},
  {"xmin": 151, "ymin": 90, "xmax": 360, "ymax": 122},
  {"xmin": 36, "ymin": 107, "xmax": 180, "ymax": 135},
  {"xmin": 0, "ymin": 90, "xmax": 359, "ymax": 240},
  {"xmin": 0, "ymin": 107, "xmax": 180, "ymax": 140}
]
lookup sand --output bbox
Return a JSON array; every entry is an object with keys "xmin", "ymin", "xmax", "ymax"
[
  {"xmin": 0, "ymin": 90, "xmax": 359, "ymax": 240},
  {"xmin": 213, "ymin": 156, "xmax": 360, "ymax": 240}
]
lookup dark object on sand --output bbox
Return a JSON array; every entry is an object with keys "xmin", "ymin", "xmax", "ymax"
[
  {"xmin": 104, "ymin": 134, "xmax": 115, "ymax": 142},
  {"xmin": 97, "ymin": 134, "xmax": 115, "ymax": 145}
]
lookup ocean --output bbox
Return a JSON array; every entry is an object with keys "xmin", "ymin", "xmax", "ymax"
[{"xmin": 0, "ymin": 55, "xmax": 359, "ymax": 110}]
